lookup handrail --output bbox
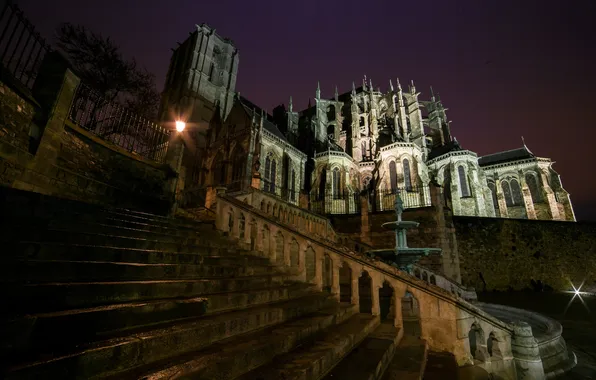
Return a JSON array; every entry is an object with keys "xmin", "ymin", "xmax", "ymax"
[{"xmin": 217, "ymin": 193, "xmax": 514, "ymax": 333}]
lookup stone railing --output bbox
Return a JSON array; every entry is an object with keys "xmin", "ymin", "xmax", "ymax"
[
  {"xmin": 215, "ymin": 192, "xmax": 521, "ymax": 372},
  {"xmin": 233, "ymin": 187, "xmax": 338, "ymax": 243},
  {"xmin": 475, "ymin": 303, "xmax": 576, "ymax": 379},
  {"xmin": 411, "ymin": 264, "xmax": 477, "ymax": 301}
]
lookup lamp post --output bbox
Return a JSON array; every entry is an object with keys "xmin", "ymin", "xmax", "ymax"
[{"xmin": 164, "ymin": 120, "xmax": 186, "ymax": 216}]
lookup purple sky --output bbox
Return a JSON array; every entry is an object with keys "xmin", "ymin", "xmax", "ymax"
[{"xmin": 18, "ymin": 0, "xmax": 596, "ymax": 220}]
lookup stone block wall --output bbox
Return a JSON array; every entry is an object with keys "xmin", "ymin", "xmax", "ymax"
[
  {"xmin": 454, "ymin": 216, "xmax": 596, "ymax": 292},
  {"xmin": 0, "ymin": 81, "xmax": 35, "ymax": 153},
  {"xmin": 0, "ymin": 54, "xmax": 174, "ymax": 215}
]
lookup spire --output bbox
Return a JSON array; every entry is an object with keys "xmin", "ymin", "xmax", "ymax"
[
  {"xmin": 288, "ymin": 96, "xmax": 293, "ymax": 112},
  {"xmin": 352, "ymin": 81, "xmax": 356, "ymax": 95},
  {"xmin": 316, "ymin": 81, "xmax": 321, "ymax": 99},
  {"xmin": 397, "ymin": 78, "xmax": 402, "ymax": 92},
  {"xmin": 389, "ymin": 79, "xmax": 394, "ymax": 92},
  {"xmin": 522, "ymin": 136, "xmax": 534, "ymax": 155},
  {"xmin": 363, "ymin": 75, "xmax": 367, "ymax": 91},
  {"xmin": 334, "ymin": 85, "xmax": 339, "ymax": 101},
  {"xmin": 369, "ymin": 78, "xmax": 373, "ymax": 92},
  {"xmin": 430, "ymin": 86, "xmax": 436, "ymax": 101},
  {"xmin": 410, "ymin": 80, "xmax": 416, "ymax": 94},
  {"xmin": 251, "ymin": 107, "xmax": 256, "ymax": 125}
]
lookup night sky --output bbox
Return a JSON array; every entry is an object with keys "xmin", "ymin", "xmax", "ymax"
[{"xmin": 18, "ymin": 0, "xmax": 596, "ymax": 221}]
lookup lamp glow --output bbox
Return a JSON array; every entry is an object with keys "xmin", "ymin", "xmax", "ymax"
[{"xmin": 175, "ymin": 120, "xmax": 186, "ymax": 132}]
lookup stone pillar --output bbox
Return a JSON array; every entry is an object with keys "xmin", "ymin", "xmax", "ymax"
[
  {"xmin": 519, "ymin": 173, "xmax": 537, "ymax": 220},
  {"xmin": 495, "ymin": 178, "xmax": 509, "ymax": 218},
  {"xmin": 13, "ymin": 52, "xmax": 80, "ymax": 193},
  {"xmin": 511, "ymin": 322, "xmax": 545, "ymax": 380},
  {"xmin": 360, "ymin": 194, "xmax": 371, "ymax": 245},
  {"xmin": 393, "ymin": 294, "xmax": 403, "ymax": 329},
  {"xmin": 251, "ymin": 172, "xmax": 261, "ymax": 190},
  {"xmin": 350, "ymin": 267, "xmax": 360, "ymax": 307},
  {"xmin": 371, "ymin": 282, "xmax": 381, "ymax": 316},
  {"xmin": 331, "ymin": 262, "xmax": 341, "ymax": 301},
  {"xmin": 449, "ymin": 163, "xmax": 461, "ymax": 215}
]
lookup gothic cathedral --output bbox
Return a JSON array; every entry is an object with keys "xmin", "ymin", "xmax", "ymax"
[{"xmin": 161, "ymin": 24, "xmax": 575, "ymax": 222}]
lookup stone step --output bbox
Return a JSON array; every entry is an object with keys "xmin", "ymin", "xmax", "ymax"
[
  {"xmin": 3, "ymin": 228, "xmax": 228, "ymax": 253},
  {"xmin": 2, "ymin": 258, "xmax": 287, "ymax": 284},
  {"xmin": 2, "ymin": 282, "xmax": 320, "ymax": 358},
  {"xmin": 322, "ymin": 322, "xmax": 403, "ymax": 380},
  {"xmin": 7, "ymin": 241, "xmax": 259, "ymax": 263},
  {"xmin": 233, "ymin": 312, "xmax": 379, "ymax": 380},
  {"xmin": 2, "ymin": 274, "xmax": 293, "ymax": 315},
  {"xmin": 4, "ymin": 293, "xmax": 341, "ymax": 380},
  {"xmin": 380, "ymin": 336, "xmax": 429, "ymax": 380},
  {"xmin": 110, "ymin": 303, "xmax": 359, "ymax": 380}
]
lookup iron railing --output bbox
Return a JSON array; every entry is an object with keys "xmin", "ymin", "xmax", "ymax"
[
  {"xmin": 0, "ymin": 0, "xmax": 49, "ymax": 89},
  {"xmin": 68, "ymin": 83, "xmax": 170, "ymax": 163},
  {"xmin": 309, "ymin": 185, "xmax": 431, "ymax": 215}
]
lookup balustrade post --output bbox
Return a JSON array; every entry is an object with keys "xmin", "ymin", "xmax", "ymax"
[{"xmin": 331, "ymin": 262, "xmax": 341, "ymax": 301}]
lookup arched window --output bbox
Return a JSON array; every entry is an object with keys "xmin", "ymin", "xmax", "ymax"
[
  {"xmin": 502, "ymin": 180, "xmax": 514, "ymax": 207},
  {"xmin": 458, "ymin": 165, "xmax": 470, "ymax": 197},
  {"xmin": 213, "ymin": 151, "xmax": 226, "ymax": 185},
  {"xmin": 232, "ymin": 148, "xmax": 245, "ymax": 183},
  {"xmin": 270, "ymin": 159, "xmax": 277, "ymax": 193},
  {"xmin": 389, "ymin": 161, "xmax": 397, "ymax": 192},
  {"xmin": 525, "ymin": 173, "xmax": 542, "ymax": 203},
  {"xmin": 511, "ymin": 179, "xmax": 523, "ymax": 205},
  {"xmin": 264, "ymin": 156, "xmax": 271, "ymax": 192},
  {"xmin": 291, "ymin": 169, "xmax": 296, "ymax": 201},
  {"xmin": 488, "ymin": 182, "xmax": 498, "ymax": 209},
  {"xmin": 332, "ymin": 167, "xmax": 340, "ymax": 199},
  {"xmin": 360, "ymin": 116, "xmax": 365, "ymax": 127},
  {"xmin": 403, "ymin": 159, "xmax": 412, "ymax": 191},
  {"xmin": 327, "ymin": 104, "xmax": 336, "ymax": 121}
]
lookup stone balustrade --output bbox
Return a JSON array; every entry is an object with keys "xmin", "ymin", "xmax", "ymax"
[
  {"xmin": 215, "ymin": 192, "xmax": 522, "ymax": 374},
  {"xmin": 411, "ymin": 264, "xmax": 477, "ymax": 301},
  {"xmin": 233, "ymin": 187, "xmax": 338, "ymax": 243}
]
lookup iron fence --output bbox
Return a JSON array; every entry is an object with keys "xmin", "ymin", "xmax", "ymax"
[
  {"xmin": 0, "ymin": 0, "xmax": 49, "ymax": 89},
  {"xmin": 68, "ymin": 83, "xmax": 170, "ymax": 163},
  {"xmin": 261, "ymin": 179, "xmax": 300, "ymax": 205},
  {"xmin": 309, "ymin": 185, "xmax": 431, "ymax": 215}
]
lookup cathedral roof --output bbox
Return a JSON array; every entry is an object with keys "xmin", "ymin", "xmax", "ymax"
[
  {"xmin": 427, "ymin": 139, "xmax": 464, "ymax": 160},
  {"xmin": 478, "ymin": 146, "xmax": 535, "ymax": 167},
  {"xmin": 236, "ymin": 96, "xmax": 288, "ymax": 142}
]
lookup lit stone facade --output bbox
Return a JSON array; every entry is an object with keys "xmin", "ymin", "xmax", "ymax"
[{"xmin": 161, "ymin": 26, "xmax": 575, "ymax": 221}]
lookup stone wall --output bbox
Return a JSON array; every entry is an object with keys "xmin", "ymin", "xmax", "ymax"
[
  {"xmin": 0, "ymin": 53, "xmax": 174, "ymax": 215},
  {"xmin": 454, "ymin": 216, "xmax": 596, "ymax": 292}
]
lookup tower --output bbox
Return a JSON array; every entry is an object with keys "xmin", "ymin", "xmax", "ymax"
[{"xmin": 160, "ymin": 24, "xmax": 239, "ymax": 129}]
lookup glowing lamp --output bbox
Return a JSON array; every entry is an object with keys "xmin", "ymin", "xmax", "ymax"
[{"xmin": 175, "ymin": 120, "xmax": 186, "ymax": 132}]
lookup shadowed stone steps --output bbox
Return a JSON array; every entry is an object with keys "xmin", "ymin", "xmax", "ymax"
[
  {"xmin": 111, "ymin": 303, "xmax": 359, "ymax": 380},
  {"xmin": 7, "ymin": 241, "xmax": 272, "ymax": 266},
  {"xmin": 3, "ymin": 274, "xmax": 293, "ymax": 314},
  {"xmin": 4, "ymin": 296, "xmax": 344, "ymax": 380},
  {"xmin": 380, "ymin": 336, "xmax": 428, "ymax": 380},
  {"xmin": 4, "ymin": 258, "xmax": 286, "ymax": 283},
  {"xmin": 235, "ymin": 313, "xmax": 380, "ymax": 380},
  {"xmin": 322, "ymin": 322, "xmax": 402, "ymax": 380},
  {"xmin": 2, "ymin": 283, "xmax": 321, "ymax": 357}
]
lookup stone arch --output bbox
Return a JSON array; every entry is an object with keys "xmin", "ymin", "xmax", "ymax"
[
  {"xmin": 266, "ymin": 202, "xmax": 272, "ymax": 214},
  {"xmin": 358, "ymin": 271, "xmax": 373, "ymax": 314},
  {"xmin": 262, "ymin": 224, "xmax": 270, "ymax": 256},
  {"xmin": 274, "ymin": 232, "xmax": 284, "ymax": 264},
  {"xmin": 401, "ymin": 291, "xmax": 421, "ymax": 337},
  {"xmin": 469, "ymin": 322, "xmax": 487, "ymax": 362},
  {"xmin": 290, "ymin": 238, "xmax": 300, "ymax": 267},
  {"xmin": 273, "ymin": 204, "xmax": 278, "ymax": 219},
  {"xmin": 250, "ymin": 219, "xmax": 258, "ymax": 250},
  {"xmin": 510, "ymin": 178, "xmax": 523, "ymax": 205},
  {"xmin": 227, "ymin": 211, "xmax": 234, "ymax": 235},
  {"xmin": 238, "ymin": 213, "xmax": 246, "ymax": 240},
  {"xmin": 422, "ymin": 271, "xmax": 428, "ymax": 283},
  {"xmin": 414, "ymin": 268, "xmax": 421, "ymax": 279},
  {"xmin": 379, "ymin": 281, "xmax": 395, "ymax": 322},
  {"xmin": 339, "ymin": 262, "xmax": 352, "ymax": 303},
  {"xmin": 305, "ymin": 246, "xmax": 316, "ymax": 282},
  {"xmin": 430, "ymin": 274, "xmax": 436, "ymax": 286},
  {"xmin": 260, "ymin": 199, "xmax": 265, "ymax": 211},
  {"xmin": 323, "ymin": 254, "xmax": 333, "ymax": 293},
  {"xmin": 487, "ymin": 331, "xmax": 502, "ymax": 358},
  {"xmin": 525, "ymin": 172, "xmax": 542, "ymax": 203}
]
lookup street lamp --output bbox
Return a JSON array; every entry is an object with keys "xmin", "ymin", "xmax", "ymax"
[{"xmin": 175, "ymin": 120, "xmax": 186, "ymax": 132}]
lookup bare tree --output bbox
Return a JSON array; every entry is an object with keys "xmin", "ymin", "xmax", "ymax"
[{"xmin": 55, "ymin": 22, "xmax": 160, "ymax": 118}]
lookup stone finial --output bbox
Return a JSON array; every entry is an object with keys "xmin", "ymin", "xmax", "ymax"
[
  {"xmin": 289, "ymin": 96, "xmax": 293, "ymax": 112},
  {"xmin": 335, "ymin": 85, "xmax": 339, "ymax": 101},
  {"xmin": 397, "ymin": 78, "xmax": 402, "ymax": 91},
  {"xmin": 389, "ymin": 79, "xmax": 394, "ymax": 92},
  {"xmin": 369, "ymin": 78, "xmax": 373, "ymax": 92},
  {"xmin": 430, "ymin": 86, "xmax": 435, "ymax": 101},
  {"xmin": 410, "ymin": 80, "xmax": 416, "ymax": 94},
  {"xmin": 352, "ymin": 81, "xmax": 357, "ymax": 94},
  {"xmin": 316, "ymin": 81, "xmax": 321, "ymax": 99},
  {"xmin": 251, "ymin": 108, "xmax": 256, "ymax": 125}
]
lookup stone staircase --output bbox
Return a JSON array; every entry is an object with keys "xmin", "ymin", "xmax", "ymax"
[{"xmin": 0, "ymin": 188, "xmax": 429, "ymax": 379}]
